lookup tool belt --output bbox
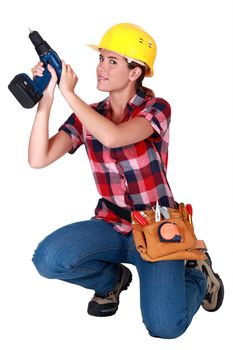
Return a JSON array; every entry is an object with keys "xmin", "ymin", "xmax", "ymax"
[
  {"xmin": 131, "ymin": 203, "xmax": 207, "ymax": 262},
  {"xmin": 102, "ymin": 199, "xmax": 207, "ymax": 262}
]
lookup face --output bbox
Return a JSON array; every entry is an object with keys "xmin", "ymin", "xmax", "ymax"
[{"xmin": 96, "ymin": 49, "xmax": 138, "ymax": 92}]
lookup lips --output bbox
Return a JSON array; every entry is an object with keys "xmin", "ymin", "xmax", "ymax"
[{"xmin": 97, "ymin": 75, "xmax": 108, "ymax": 81}]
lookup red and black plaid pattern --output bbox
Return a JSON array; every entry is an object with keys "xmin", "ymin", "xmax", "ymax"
[{"xmin": 59, "ymin": 90, "xmax": 176, "ymax": 234}]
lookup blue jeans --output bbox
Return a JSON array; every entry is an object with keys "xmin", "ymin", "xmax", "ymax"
[{"xmin": 32, "ymin": 219, "xmax": 206, "ymax": 339}]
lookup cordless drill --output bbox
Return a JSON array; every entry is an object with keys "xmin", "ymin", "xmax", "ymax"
[{"xmin": 8, "ymin": 29, "xmax": 62, "ymax": 109}]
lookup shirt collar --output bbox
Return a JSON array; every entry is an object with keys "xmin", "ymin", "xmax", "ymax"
[
  {"xmin": 103, "ymin": 89, "xmax": 147, "ymax": 114},
  {"xmin": 127, "ymin": 89, "xmax": 147, "ymax": 113}
]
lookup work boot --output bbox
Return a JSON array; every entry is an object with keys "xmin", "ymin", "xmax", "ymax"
[
  {"xmin": 186, "ymin": 253, "xmax": 224, "ymax": 312},
  {"xmin": 87, "ymin": 264, "xmax": 132, "ymax": 317}
]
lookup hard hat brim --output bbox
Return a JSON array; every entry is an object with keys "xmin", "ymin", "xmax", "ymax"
[
  {"xmin": 86, "ymin": 44, "xmax": 153, "ymax": 77},
  {"xmin": 87, "ymin": 44, "xmax": 100, "ymax": 51}
]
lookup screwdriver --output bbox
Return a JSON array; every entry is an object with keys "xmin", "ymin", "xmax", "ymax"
[
  {"xmin": 132, "ymin": 211, "xmax": 148, "ymax": 226},
  {"xmin": 186, "ymin": 204, "xmax": 193, "ymax": 224}
]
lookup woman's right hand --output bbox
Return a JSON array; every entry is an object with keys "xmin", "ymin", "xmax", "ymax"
[{"xmin": 31, "ymin": 62, "xmax": 58, "ymax": 101}]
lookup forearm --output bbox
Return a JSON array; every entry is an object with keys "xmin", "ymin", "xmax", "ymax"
[
  {"xmin": 28, "ymin": 100, "xmax": 52, "ymax": 168},
  {"xmin": 62, "ymin": 91, "xmax": 118, "ymax": 147}
]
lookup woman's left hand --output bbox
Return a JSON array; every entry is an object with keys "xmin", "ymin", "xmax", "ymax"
[{"xmin": 59, "ymin": 60, "xmax": 78, "ymax": 95}]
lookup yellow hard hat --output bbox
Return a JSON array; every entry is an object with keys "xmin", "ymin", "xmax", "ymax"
[{"xmin": 87, "ymin": 23, "xmax": 157, "ymax": 77}]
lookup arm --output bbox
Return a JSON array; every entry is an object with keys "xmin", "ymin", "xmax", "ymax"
[
  {"xmin": 59, "ymin": 62, "xmax": 154, "ymax": 148},
  {"xmin": 61, "ymin": 91, "xmax": 154, "ymax": 148},
  {"xmin": 28, "ymin": 63, "xmax": 72, "ymax": 168}
]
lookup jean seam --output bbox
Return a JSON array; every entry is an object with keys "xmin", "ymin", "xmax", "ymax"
[{"xmin": 65, "ymin": 247, "xmax": 130, "ymax": 269}]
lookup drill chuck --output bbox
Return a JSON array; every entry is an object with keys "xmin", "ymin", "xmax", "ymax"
[{"xmin": 29, "ymin": 30, "xmax": 52, "ymax": 56}]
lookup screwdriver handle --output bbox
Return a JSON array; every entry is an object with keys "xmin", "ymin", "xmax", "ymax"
[
  {"xmin": 132, "ymin": 211, "xmax": 148, "ymax": 226},
  {"xmin": 186, "ymin": 204, "xmax": 193, "ymax": 224}
]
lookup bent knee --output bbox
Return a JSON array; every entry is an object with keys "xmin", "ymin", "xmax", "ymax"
[
  {"xmin": 32, "ymin": 242, "xmax": 58, "ymax": 279},
  {"xmin": 144, "ymin": 316, "xmax": 188, "ymax": 339},
  {"xmin": 32, "ymin": 234, "xmax": 91, "ymax": 280},
  {"xmin": 32, "ymin": 232, "xmax": 71, "ymax": 279}
]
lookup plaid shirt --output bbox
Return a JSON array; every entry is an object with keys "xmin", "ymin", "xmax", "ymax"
[{"xmin": 59, "ymin": 90, "xmax": 176, "ymax": 234}]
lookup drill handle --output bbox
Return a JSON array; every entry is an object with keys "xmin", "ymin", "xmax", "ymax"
[
  {"xmin": 40, "ymin": 50, "xmax": 62, "ymax": 79},
  {"xmin": 35, "ymin": 50, "xmax": 62, "ymax": 92},
  {"xmin": 33, "ymin": 67, "xmax": 52, "ymax": 92}
]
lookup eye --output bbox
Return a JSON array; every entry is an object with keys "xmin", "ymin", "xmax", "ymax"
[
  {"xmin": 109, "ymin": 59, "xmax": 117, "ymax": 64},
  {"xmin": 99, "ymin": 55, "xmax": 104, "ymax": 62}
]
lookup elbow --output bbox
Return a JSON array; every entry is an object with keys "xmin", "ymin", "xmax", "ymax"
[
  {"xmin": 102, "ymin": 134, "xmax": 121, "ymax": 149},
  {"xmin": 28, "ymin": 157, "xmax": 47, "ymax": 169},
  {"xmin": 103, "ymin": 139, "xmax": 127, "ymax": 149},
  {"xmin": 102, "ymin": 139, "xmax": 116, "ymax": 149}
]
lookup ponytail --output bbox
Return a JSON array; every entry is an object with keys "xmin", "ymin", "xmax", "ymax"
[{"xmin": 137, "ymin": 85, "xmax": 155, "ymax": 98}]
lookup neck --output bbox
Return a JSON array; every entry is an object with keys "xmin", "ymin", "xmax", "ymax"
[{"xmin": 109, "ymin": 86, "xmax": 136, "ymax": 123}]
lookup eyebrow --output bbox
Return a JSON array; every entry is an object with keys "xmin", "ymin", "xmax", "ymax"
[{"xmin": 99, "ymin": 54, "xmax": 120, "ymax": 60}]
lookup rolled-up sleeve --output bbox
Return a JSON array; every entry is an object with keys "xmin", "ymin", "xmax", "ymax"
[
  {"xmin": 59, "ymin": 113, "xmax": 84, "ymax": 154},
  {"xmin": 140, "ymin": 98, "xmax": 171, "ymax": 137}
]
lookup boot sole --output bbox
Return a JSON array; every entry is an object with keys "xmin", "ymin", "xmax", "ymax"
[{"xmin": 197, "ymin": 259, "xmax": 224, "ymax": 312}]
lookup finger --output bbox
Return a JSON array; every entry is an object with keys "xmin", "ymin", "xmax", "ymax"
[
  {"xmin": 61, "ymin": 59, "xmax": 66, "ymax": 71},
  {"xmin": 67, "ymin": 65, "xmax": 75, "ymax": 75},
  {"xmin": 35, "ymin": 62, "xmax": 45, "ymax": 73},
  {"xmin": 31, "ymin": 62, "xmax": 45, "ymax": 76},
  {"xmin": 60, "ymin": 60, "xmax": 67, "ymax": 79},
  {"xmin": 47, "ymin": 63, "xmax": 55, "ymax": 74},
  {"xmin": 31, "ymin": 68, "xmax": 44, "ymax": 77},
  {"xmin": 47, "ymin": 64, "xmax": 58, "ymax": 82},
  {"xmin": 66, "ymin": 64, "xmax": 75, "ymax": 76}
]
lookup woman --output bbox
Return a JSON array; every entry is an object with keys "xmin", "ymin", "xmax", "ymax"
[{"xmin": 30, "ymin": 23, "xmax": 223, "ymax": 338}]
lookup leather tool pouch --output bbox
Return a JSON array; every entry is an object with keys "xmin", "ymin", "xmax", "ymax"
[{"xmin": 131, "ymin": 203, "xmax": 207, "ymax": 262}]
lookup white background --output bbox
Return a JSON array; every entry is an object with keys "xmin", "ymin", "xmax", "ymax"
[{"xmin": 1, "ymin": 0, "xmax": 233, "ymax": 349}]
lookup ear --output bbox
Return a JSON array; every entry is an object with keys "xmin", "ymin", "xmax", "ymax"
[{"xmin": 129, "ymin": 67, "xmax": 142, "ymax": 81}]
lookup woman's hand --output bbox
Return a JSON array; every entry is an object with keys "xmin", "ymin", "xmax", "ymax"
[
  {"xmin": 59, "ymin": 60, "xmax": 78, "ymax": 96},
  {"xmin": 31, "ymin": 61, "xmax": 58, "ymax": 100},
  {"xmin": 31, "ymin": 61, "xmax": 45, "ymax": 78}
]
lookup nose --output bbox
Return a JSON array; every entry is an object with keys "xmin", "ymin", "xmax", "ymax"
[{"xmin": 97, "ymin": 60, "xmax": 107, "ymax": 73}]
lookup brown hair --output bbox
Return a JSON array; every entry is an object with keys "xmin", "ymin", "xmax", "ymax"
[{"xmin": 127, "ymin": 61, "xmax": 155, "ymax": 98}]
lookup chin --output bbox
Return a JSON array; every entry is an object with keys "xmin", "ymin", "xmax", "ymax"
[{"xmin": 97, "ymin": 84, "xmax": 110, "ymax": 92}]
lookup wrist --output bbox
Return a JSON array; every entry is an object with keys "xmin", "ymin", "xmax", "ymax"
[
  {"xmin": 61, "ymin": 89, "xmax": 76, "ymax": 100},
  {"xmin": 37, "ymin": 96, "xmax": 53, "ymax": 113}
]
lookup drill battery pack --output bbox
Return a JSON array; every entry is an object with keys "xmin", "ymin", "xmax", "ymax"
[{"xmin": 8, "ymin": 73, "xmax": 43, "ymax": 109}]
